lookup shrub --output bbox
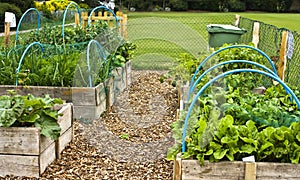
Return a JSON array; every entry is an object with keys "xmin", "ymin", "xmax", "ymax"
[
  {"xmin": 0, "ymin": 0, "xmax": 34, "ymax": 13},
  {"xmin": 246, "ymin": 0, "xmax": 293, "ymax": 12},
  {"xmin": 228, "ymin": 0, "xmax": 246, "ymax": 12},
  {"xmin": 34, "ymin": 0, "xmax": 73, "ymax": 12},
  {"xmin": 188, "ymin": 0, "xmax": 221, "ymax": 12},
  {"xmin": 169, "ymin": 0, "xmax": 188, "ymax": 11}
]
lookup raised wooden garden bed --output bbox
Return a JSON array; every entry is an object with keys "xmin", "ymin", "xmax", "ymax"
[
  {"xmin": 174, "ymin": 82, "xmax": 300, "ymax": 180},
  {"xmin": 72, "ymin": 82, "xmax": 107, "ymax": 121},
  {"xmin": 0, "ymin": 103, "xmax": 73, "ymax": 178},
  {"xmin": 174, "ymin": 154, "xmax": 300, "ymax": 180},
  {"xmin": 0, "ymin": 61, "xmax": 131, "ymax": 121},
  {"xmin": 112, "ymin": 66, "xmax": 126, "ymax": 96},
  {"xmin": 125, "ymin": 60, "xmax": 132, "ymax": 87},
  {"xmin": 55, "ymin": 103, "xmax": 73, "ymax": 159}
]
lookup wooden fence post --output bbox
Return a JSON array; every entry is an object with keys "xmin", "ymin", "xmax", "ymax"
[
  {"xmin": 116, "ymin": 11, "xmax": 122, "ymax": 33},
  {"xmin": 235, "ymin": 14, "xmax": 240, "ymax": 27},
  {"xmin": 82, "ymin": 12, "xmax": 88, "ymax": 27},
  {"xmin": 245, "ymin": 163, "xmax": 257, "ymax": 180},
  {"xmin": 252, "ymin": 22, "xmax": 260, "ymax": 48},
  {"xmin": 122, "ymin": 14, "xmax": 128, "ymax": 40},
  {"xmin": 91, "ymin": 12, "xmax": 96, "ymax": 25},
  {"xmin": 173, "ymin": 154, "xmax": 182, "ymax": 180},
  {"xmin": 75, "ymin": 13, "xmax": 80, "ymax": 26},
  {"xmin": 4, "ymin": 22, "xmax": 10, "ymax": 47},
  {"xmin": 278, "ymin": 31, "xmax": 288, "ymax": 81}
]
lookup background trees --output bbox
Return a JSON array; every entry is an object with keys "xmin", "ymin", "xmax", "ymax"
[{"xmin": 121, "ymin": 0, "xmax": 293, "ymax": 12}]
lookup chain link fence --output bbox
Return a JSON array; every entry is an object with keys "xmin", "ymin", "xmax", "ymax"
[
  {"xmin": 127, "ymin": 13, "xmax": 300, "ymax": 89},
  {"xmin": 126, "ymin": 13, "xmax": 235, "ymax": 70},
  {"xmin": 239, "ymin": 16, "xmax": 300, "ymax": 89}
]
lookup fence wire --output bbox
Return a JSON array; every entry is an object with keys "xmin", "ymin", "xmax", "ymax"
[
  {"xmin": 285, "ymin": 31, "xmax": 300, "ymax": 87},
  {"xmin": 238, "ymin": 17, "xmax": 253, "ymax": 44},
  {"xmin": 239, "ymin": 16, "xmax": 300, "ymax": 89},
  {"xmin": 126, "ymin": 13, "xmax": 235, "ymax": 70}
]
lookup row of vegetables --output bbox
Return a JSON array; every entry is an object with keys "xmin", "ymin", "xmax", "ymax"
[
  {"xmin": 0, "ymin": 8, "xmax": 136, "ymax": 141},
  {"xmin": 1, "ymin": 21, "xmax": 136, "ymax": 87},
  {"xmin": 167, "ymin": 43, "xmax": 300, "ymax": 164}
]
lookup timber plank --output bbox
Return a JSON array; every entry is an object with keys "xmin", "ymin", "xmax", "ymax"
[
  {"xmin": 0, "ymin": 127, "xmax": 40, "ymax": 155},
  {"xmin": 39, "ymin": 142, "xmax": 56, "ymax": 175},
  {"xmin": 56, "ymin": 127, "xmax": 73, "ymax": 159},
  {"xmin": 179, "ymin": 159, "xmax": 300, "ymax": 180},
  {"xmin": 57, "ymin": 103, "xmax": 73, "ymax": 134},
  {"xmin": 95, "ymin": 83, "xmax": 106, "ymax": 106},
  {"xmin": 0, "ymin": 85, "xmax": 72, "ymax": 102},
  {"xmin": 125, "ymin": 61, "xmax": 132, "ymax": 87},
  {"xmin": 0, "ymin": 154, "xmax": 39, "ymax": 177},
  {"xmin": 182, "ymin": 160, "xmax": 245, "ymax": 180},
  {"xmin": 73, "ymin": 104, "xmax": 106, "ymax": 121},
  {"xmin": 256, "ymin": 162, "xmax": 300, "ymax": 179},
  {"xmin": 112, "ymin": 66, "xmax": 126, "ymax": 95},
  {"xmin": 71, "ymin": 87, "xmax": 97, "ymax": 106}
]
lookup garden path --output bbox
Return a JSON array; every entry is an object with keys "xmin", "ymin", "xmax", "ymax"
[{"xmin": 40, "ymin": 70, "xmax": 178, "ymax": 179}]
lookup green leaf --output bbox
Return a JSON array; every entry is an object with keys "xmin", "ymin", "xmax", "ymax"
[
  {"xmin": 43, "ymin": 109, "xmax": 59, "ymax": 119},
  {"xmin": 19, "ymin": 114, "xmax": 40, "ymax": 123},
  {"xmin": 166, "ymin": 144, "xmax": 181, "ymax": 160},
  {"xmin": 210, "ymin": 142, "xmax": 222, "ymax": 150},
  {"xmin": 240, "ymin": 144, "xmax": 256, "ymax": 154},
  {"xmin": 225, "ymin": 151, "xmax": 235, "ymax": 161},
  {"xmin": 196, "ymin": 153, "xmax": 205, "ymax": 165},
  {"xmin": 259, "ymin": 142, "xmax": 274, "ymax": 155},
  {"xmin": 0, "ymin": 109, "xmax": 17, "ymax": 127},
  {"xmin": 12, "ymin": 95, "xmax": 25, "ymax": 116},
  {"xmin": 290, "ymin": 144, "xmax": 300, "ymax": 164},
  {"xmin": 214, "ymin": 148, "xmax": 229, "ymax": 160},
  {"xmin": 0, "ymin": 96, "xmax": 11, "ymax": 108},
  {"xmin": 36, "ymin": 116, "xmax": 61, "ymax": 140}
]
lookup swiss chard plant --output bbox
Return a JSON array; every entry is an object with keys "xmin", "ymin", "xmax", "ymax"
[
  {"xmin": 167, "ymin": 80, "xmax": 300, "ymax": 164},
  {"xmin": 111, "ymin": 42, "xmax": 136, "ymax": 68},
  {"xmin": 0, "ymin": 91, "xmax": 64, "ymax": 140}
]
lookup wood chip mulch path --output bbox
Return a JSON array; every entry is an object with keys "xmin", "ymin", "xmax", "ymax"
[{"xmin": 1, "ymin": 71, "xmax": 179, "ymax": 180}]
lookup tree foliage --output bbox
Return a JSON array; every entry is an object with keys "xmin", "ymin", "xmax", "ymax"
[
  {"xmin": 121, "ymin": 0, "xmax": 293, "ymax": 12},
  {"xmin": 0, "ymin": 3, "xmax": 22, "ymax": 32},
  {"xmin": 0, "ymin": 0, "xmax": 34, "ymax": 13}
]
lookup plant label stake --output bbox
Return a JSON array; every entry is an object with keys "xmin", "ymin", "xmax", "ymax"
[{"xmin": 4, "ymin": 12, "xmax": 16, "ymax": 47}]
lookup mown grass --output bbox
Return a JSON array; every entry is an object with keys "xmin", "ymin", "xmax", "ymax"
[
  {"xmin": 1, "ymin": 12, "xmax": 298, "ymax": 71},
  {"xmin": 127, "ymin": 12, "xmax": 299, "ymax": 70},
  {"xmin": 128, "ymin": 12, "xmax": 300, "ymax": 32}
]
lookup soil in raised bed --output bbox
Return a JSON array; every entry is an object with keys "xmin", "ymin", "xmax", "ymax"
[{"xmin": 0, "ymin": 71, "xmax": 178, "ymax": 180}]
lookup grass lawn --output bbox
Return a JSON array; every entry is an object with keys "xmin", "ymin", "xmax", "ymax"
[
  {"xmin": 237, "ymin": 12, "xmax": 300, "ymax": 32},
  {"xmin": 127, "ymin": 12, "xmax": 299, "ymax": 70},
  {"xmin": 128, "ymin": 11, "xmax": 300, "ymax": 32}
]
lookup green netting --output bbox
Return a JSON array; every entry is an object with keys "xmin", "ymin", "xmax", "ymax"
[
  {"xmin": 127, "ymin": 13, "xmax": 235, "ymax": 70},
  {"xmin": 238, "ymin": 17, "xmax": 254, "ymax": 43},
  {"xmin": 16, "ymin": 8, "xmax": 80, "ymax": 44},
  {"xmin": 285, "ymin": 31, "xmax": 300, "ymax": 87},
  {"xmin": 239, "ymin": 16, "xmax": 300, "ymax": 89},
  {"xmin": 258, "ymin": 23, "xmax": 282, "ymax": 59},
  {"xmin": 0, "ymin": 1, "xmax": 124, "ymax": 87}
]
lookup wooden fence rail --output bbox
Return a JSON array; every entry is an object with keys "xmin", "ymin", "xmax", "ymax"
[{"xmin": 79, "ymin": 11, "xmax": 128, "ymax": 40}]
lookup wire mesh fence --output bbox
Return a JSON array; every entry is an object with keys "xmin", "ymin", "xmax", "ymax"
[
  {"xmin": 126, "ymin": 13, "xmax": 300, "ymax": 89},
  {"xmin": 126, "ymin": 13, "xmax": 235, "ymax": 70},
  {"xmin": 239, "ymin": 16, "xmax": 300, "ymax": 89},
  {"xmin": 1, "ymin": 9, "xmax": 299, "ymax": 88}
]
